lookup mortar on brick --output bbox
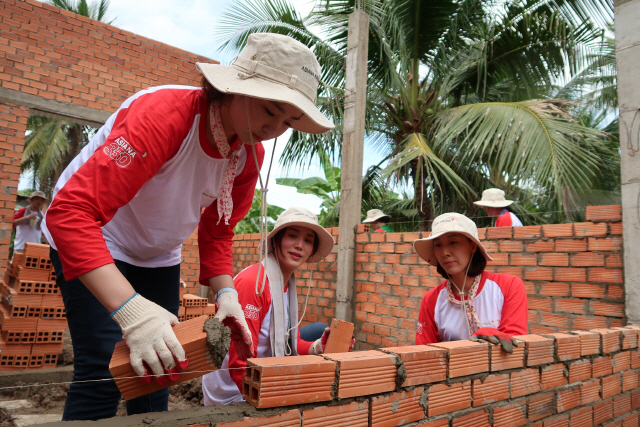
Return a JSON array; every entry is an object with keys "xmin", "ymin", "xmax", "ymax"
[{"xmin": 203, "ymin": 318, "xmax": 231, "ymax": 369}]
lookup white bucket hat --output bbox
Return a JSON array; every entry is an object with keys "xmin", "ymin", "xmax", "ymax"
[
  {"xmin": 473, "ymin": 188, "xmax": 514, "ymax": 208},
  {"xmin": 196, "ymin": 33, "xmax": 334, "ymax": 135},
  {"xmin": 362, "ymin": 209, "xmax": 390, "ymax": 223},
  {"xmin": 413, "ymin": 213, "xmax": 492, "ymax": 266},
  {"xmin": 259, "ymin": 207, "xmax": 334, "ymax": 263},
  {"xmin": 28, "ymin": 191, "xmax": 47, "ymax": 200}
]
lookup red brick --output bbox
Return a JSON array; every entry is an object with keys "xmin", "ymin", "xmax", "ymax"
[
  {"xmin": 580, "ymin": 378, "xmax": 601, "ymax": 405},
  {"xmin": 219, "ymin": 409, "xmax": 300, "ymax": 427},
  {"xmin": 593, "ymin": 398, "xmax": 614, "ymax": 425},
  {"xmin": 430, "ymin": 340, "xmax": 489, "ymax": 378},
  {"xmin": 526, "ymin": 240, "xmax": 555, "ymax": 252},
  {"xmin": 589, "ymin": 268, "xmax": 623, "ymax": 283},
  {"xmin": 380, "ymin": 345, "xmax": 446, "ymax": 387},
  {"xmin": 543, "ymin": 413, "xmax": 569, "ymax": 427},
  {"xmin": 524, "ymin": 268, "xmax": 553, "ymax": 281},
  {"xmin": 554, "ymin": 268, "xmax": 586, "ymax": 282},
  {"xmin": 493, "ymin": 399, "xmax": 527, "ymax": 427},
  {"xmin": 613, "ymin": 392, "xmax": 631, "ymax": 417},
  {"xmin": 602, "ymin": 373, "xmax": 622, "ymax": 399},
  {"xmin": 612, "ymin": 351, "xmax": 631, "ymax": 373},
  {"xmin": 585, "ymin": 205, "xmax": 621, "ymax": 221},
  {"xmin": 574, "ymin": 222, "xmax": 608, "ymax": 237},
  {"xmin": 472, "ymin": 373, "xmax": 509, "ymax": 406},
  {"xmin": 555, "ymin": 239, "xmax": 587, "ymax": 252},
  {"xmin": 528, "ymin": 391, "xmax": 555, "ymax": 421},
  {"xmin": 568, "ymin": 358, "xmax": 592, "ymax": 384},
  {"xmin": 528, "ymin": 297, "xmax": 552, "ymax": 312},
  {"xmin": 510, "ymin": 253, "xmax": 537, "ymax": 266},
  {"xmin": 452, "ymin": 408, "xmax": 490, "ymax": 427},
  {"xmin": 593, "ymin": 355, "xmax": 614, "ymax": 378},
  {"xmin": 427, "ymin": 381, "xmax": 471, "ymax": 417},
  {"xmin": 325, "ymin": 351, "xmax": 396, "ymax": 398},
  {"xmin": 370, "ymin": 388, "xmax": 424, "ymax": 427},
  {"xmin": 499, "ymin": 240, "xmax": 523, "ymax": 252},
  {"xmin": 554, "ymin": 298, "xmax": 586, "ymax": 314},
  {"xmin": 571, "ymin": 283, "xmax": 605, "ymax": 299},
  {"xmin": 540, "ymin": 253, "xmax": 569, "ymax": 266},
  {"xmin": 622, "ymin": 370, "xmax": 639, "ymax": 392},
  {"xmin": 547, "ymin": 333, "xmax": 580, "ymax": 361},
  {"xmin": 610, "ymin": 222, "xmax": 623, "ymax": 235},
  {"xmin": 541, "ymin": 363, "xmax": 568, "ymax": 391},
  {"xmin": 573, "ymin": 315, "xmax": 607, "ymax": 330},
  {"xmin": 487, "ymin": 227, "xmax": 512, "ymax": 239},
  {"xmin": 302, "ymin": 400, "xmax": 368, "ymax": 426},
  {"xmin": 539, "ymin": 282, "xmax": 570, "ymax": 297},
  {"xmin": 513, "ymin": 225, "xmax": 542, "ymax": 238},
  {"xmin": 542, "ymin": 224, "xmax": 573, "ymax": 237},
  {"xmin": 569, "ymin": 406, "xmax": 593, "ymax": 427},
  {"xmin": 510, "ymin": 368, "xmax": 541, "ymax": 398},
  {"xmin": 588, "ymin": 237, "xmax": 622, "ymax": 251},
  {"xmin": 592, "ymin": 328, "xmax": 622, "ymax": 354},
  {"xmin": 571, "ymin": 252, "xmax": 604, "ymax": 267}
]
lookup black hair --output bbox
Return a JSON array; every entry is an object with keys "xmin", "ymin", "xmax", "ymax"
[
  {"xmin": 201, "ymin": 76, "xmax": 228, "ymax": 102},
  {"xmin": 435, "ymin": 241, "xmax": 487, "ymax": 279},
  {"xmin": 271, "ymin": 226, "xmax": 320, "ymax": 260}
]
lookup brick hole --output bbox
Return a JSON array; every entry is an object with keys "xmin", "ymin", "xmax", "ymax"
[
  {"xmin": 14, "ymin": 355, "xmax": 29, "ymax": 368},
  {"xmin": 250, "ymin": 386, "xmax": 259, "ymax": 403},
  {"xmin": 25, "ymin": 257, "xmax": 38, "ymax": 268},
  {"xmin": 12, "ymin": 307, "xmax": 27, "ymax": 318},
  {"xmin": 51, "ymin": 331, "xmax": 63, "ymax": 342},
  {"xmin": 252, "ymin": 369, "xmax": 261, "ymax": 382},
  {"xmin": 44, "ymin": 354, "xmax": 57, "ymax": 366}
]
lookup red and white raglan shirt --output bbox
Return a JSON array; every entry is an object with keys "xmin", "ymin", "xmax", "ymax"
[
  {"xmin": 13, "ymin": 207, "xmax": 43, "ymax": 251},
  {"xmin": 496, "ymin": 209, "xmax": 523, "ymax": 227},
  {"xmin": 202, "ymin": 263, "xmax": 312, "ymax": 406},
  {"xmin": 416, "ymin": 271, "xmax": 528, "ymax": 344},
  {"xmin": 42, "ymin": 85, "xmax": 264, "ymax": 284}
]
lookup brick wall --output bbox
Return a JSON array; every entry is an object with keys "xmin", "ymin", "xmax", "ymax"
[
  {"xmin": 182, "ymin": 205, "xmax": 625, "ymax": 350},
  {"xmin": 0, "ymin": 0, "xmax": 212, "ymax": 111},
  {"xmin": 0, "ymin": 101, "xmax": 28, "ymax": 268}
]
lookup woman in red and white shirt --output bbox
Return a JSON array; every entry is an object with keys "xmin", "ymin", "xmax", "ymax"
[
  {"xmin": 202, "ymin": 207, "xmax": 349, "ymax": 405},
  {"xmin": 42, "ymin": 34, "xmax": 334, "ymax": 421},
  {"xmin": 413, "ymin": 213, "xmax": 528, "ymax": 352}
]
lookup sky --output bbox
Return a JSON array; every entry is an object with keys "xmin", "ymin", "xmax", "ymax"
[{"xmin": 18, "ymin": 0, "xmax": 385, "ymax": 213}]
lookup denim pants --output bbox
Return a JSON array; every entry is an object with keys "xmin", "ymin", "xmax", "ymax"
[
  {"xmin": 51, "ymin": 249, "xmax": 180, "ymax": 421},
  {"xmin": 299, "ymin": 322, "xmax": 328, "ymax": 342}
]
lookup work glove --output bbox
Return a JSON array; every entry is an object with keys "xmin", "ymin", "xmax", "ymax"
[
  {"xmin": 111, "ymin": 294, "xmax": 187, "ymax": 385},
  {"xmin": 469, "ymin": 327, "xmax": 518, "ymax": 354},
  {"xmin": 309, "ymin": 327, "xmax": 356, "ymax": 355},
  {"xmin": 214, "ymin": 291, "xmax": 254, "ymax": 360}
]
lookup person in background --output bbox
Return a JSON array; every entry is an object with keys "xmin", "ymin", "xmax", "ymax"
[
  {"xmin": 363, "ymin": 209, "xmax": 393, "ymax": 232},
  {"xmin": 412, "ymin": 213, "xmax": 527, "ymax": 353},
  {"xmin": 12, "ymin": 191, "xmax": 47, "ymax": 252},
  {"xmin": 202, "ymin": 207, "xmax": 353, "ymax": 405},
  {"xmin": 474, "ymin": 188, "xmax": 523, "ymax": 227}
]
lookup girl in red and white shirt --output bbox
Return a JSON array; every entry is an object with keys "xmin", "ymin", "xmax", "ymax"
[
  {"xmin": 202, "ymin": 207, "xmax": 349, "ymax": 405},
  {"xmin": 413, "ymin": 213, "xmax": 528, "ymax": 352},
  {"xmin": 42, "ymin": 34, "xmax": 334, "ymax": 421}
]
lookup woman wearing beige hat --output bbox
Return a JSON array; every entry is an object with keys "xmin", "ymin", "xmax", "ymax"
[
  {"xmin": 413, "ymin": 213, "xmax": 527, "ymax": 352},
  {"xmin": 363, "ymin": 209, "xmax": 393, "ymax": 232},
  {"xmin": 474, "ymin": 188, "xmax": 523, "ymax": 227},
  {"xmin": 41, "ymin": 33, "xmax": 334, "ymax": 420},
  {"xmin": 12, "ymin": 190, "xmax": 47, "ymax": 252},
  {"xmin": 202, "ymin": 207, "xmax": 352, "ymax": 405}
]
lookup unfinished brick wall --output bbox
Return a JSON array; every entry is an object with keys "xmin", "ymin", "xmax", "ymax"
[
  {"xmin": 0, "ymin": 101, "xmax": 28, "ymax": 264},
  {"xmin": 182, "ymin": 205, "xmax": 625, "ymax": 349},
  {"xmin": 0, "ymin": 0, "xmax": 210, "ymax": 111},
  {"xmin": 0, "ymin": 0, "xmax": 214, "ymax": 272},
  {"xmin": 188, "ymin": 327, "xmax": 640, "ymax": 427}
]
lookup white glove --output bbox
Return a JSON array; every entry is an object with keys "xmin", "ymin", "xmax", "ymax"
[
  {"xmin": 214, "ymin": 290, "xmax": 254, "ymax": 359},
  {"xmin": 111, "ymin": 294, "xmax": 186, "ymax": 381}
]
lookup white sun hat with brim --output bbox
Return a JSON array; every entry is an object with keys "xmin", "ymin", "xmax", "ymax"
[
  {"xmin": 413, "ymin": 212, "xmax": 493, "ymax": 266},
  {"xmin": 196, "ymin": 33, "xmax": 334, "ymax": 135},
  {"xmin": 28, "ymin": 191, "xmax": 47, "ymax": 200},
  {"xmin": 473, "ymin": 188, "xmax": 514, "ymax": 208},
  {"xmin": 362, "ymin": 209, "xmax": 390, "ymax": 224},
  {"xmin": 258, "ymin": 207, "xmax": 334, "ymax": 263}
]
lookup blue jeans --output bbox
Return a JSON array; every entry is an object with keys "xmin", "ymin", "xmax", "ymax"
[
  {"xmin": 51, "ymin": 249, "xmax": 180, "ymax": 421},
  {"xmin": 299, "ymin": 322, "xmax": 328, "ymax": 342}
]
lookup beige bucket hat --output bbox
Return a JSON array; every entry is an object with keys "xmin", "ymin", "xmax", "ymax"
[
  {"xmin": 196, "ymin": 33, "xmax": 334, "ymax": 135},
  {"xmin": 259, "ymin": 207, "xmax": 334, "ymax": 263},
  {"xmin": 413, "ymin": 213, "xmax": 493, "ymax": 266},
  {"xmin": 28, "ymin": 191, "xmax": 47, "ymax": 200},
  {"xmin": 362, "ymin": 209, "xmax": 390, "ymax": 223},
  {"xmin": 473, "ymin": 188, "xmax": 514, "ymax": 208}
]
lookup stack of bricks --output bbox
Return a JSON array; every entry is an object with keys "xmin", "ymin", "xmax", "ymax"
[
  {"xmin": 178, "ymin": 287, "xmax": 215, "ymax": 322},
  {"xmin": 0, "ymin": 242, "xmax": 65, "ymax": 370},
  {"xmin": 220, "ymin": 326, "xmax": 640, "ymax": 427}
]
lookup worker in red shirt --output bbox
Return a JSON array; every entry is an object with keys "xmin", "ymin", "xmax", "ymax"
[
  {"xmin": 474, "ymin": 188, "xmax": 523, "ymax": 227},
  {"xmin": 42, "ymin": 34, "xmax": 334, "ymax": 421},
  {"xmin": 202, "ymin": 207, "xmax": 353, "ymax": 405},
  {"xmin": 12, "ymin": 190, "xmax": 46, "ymax": 252},
  {"xmin": 413, "ymin": 213, "xmax": 528, "ymax": 353}
]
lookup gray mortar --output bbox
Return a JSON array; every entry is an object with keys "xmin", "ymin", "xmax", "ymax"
[
  {"xmin": 204, "ymin": 318, "xmax": 231, "ymax": 369},
  {"xmin": 377, "ymin": 349, "xmax": 408, "ymax": 390},
  {"xmin": 322, "ymin": 355, "xmax": 340, "ymax": 399},
  {"xmin": 419, "ymin": 388, "xmax": 428, "ymax": 412},
  {"xmin": 390, "ymin": 399, "xmax": 401, "ymax": 413},
  {"xmin": 541, "ymin": 334, "xmax": 560, "ymax": 363}
]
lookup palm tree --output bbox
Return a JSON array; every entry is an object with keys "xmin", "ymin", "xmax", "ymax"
[
  {"xmin": 216, "ymin": 0, "xmax": 614, "ymax": 228},
  {"xmin": 21, "ymin": 0, "xmax": 115, "ymax": 196},
  {"xmin": 234, "ymin": 189, "xmax": 286, "ymax": 233}
]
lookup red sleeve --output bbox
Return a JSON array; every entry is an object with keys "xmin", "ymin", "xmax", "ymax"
[
  {"xmin": 415, "ymin": 283, "xmax": 445, "ymax": 345},
  {"xmin": 12, "ymin": 207, "xmax": 26, "ymax": 225},
  {"xmin": 45, "ymin": 89, "xmax": 200, "ymax": 280},
  {"xmin": 198, "ymin": 144, "xmax": 264, "ymax": 284},
  {"xmin": 495, "ymin": 212, "xmax": 512, "ymax": 227},
  {"xmin": 227, "ymin": 264, "xmax": 270, "ymax": 391},
  {"xmin": 492, "ymin": 273, "xmax": 528, "ymax": 336},
  {"xmin": 297, "ymin": 331, "xmax": 312, "ymax": 355}
]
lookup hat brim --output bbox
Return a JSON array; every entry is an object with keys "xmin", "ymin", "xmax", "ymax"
[
  {"xmin": 473, "ymin": 200, "xmax": 514, "ymax": 208},
  {"xmin": 413, "ymin": 231, "xmax": 493, "ymax": 266},
  {"xmin": 197, "ymin": 63, "xmax": 334, "ymax": 135},
  {"xmin": 363, "ymin": 215, "xmax": 390, "ymax": 223},
  {"xmin": 258, "ymin": 221, "xmax": 334, "ymax": 263}
]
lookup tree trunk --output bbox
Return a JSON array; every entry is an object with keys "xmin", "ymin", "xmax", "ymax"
[{"xmin": 410, "ymin": 159, "xmax": 432, "ymax": 231}]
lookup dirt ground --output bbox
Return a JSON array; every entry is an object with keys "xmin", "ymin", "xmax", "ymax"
[{"xmin": 0, "ymin": 377, "xmax": 203, "ymax": 425}]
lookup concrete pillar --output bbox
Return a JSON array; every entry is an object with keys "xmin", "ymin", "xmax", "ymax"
[
  {"xmin": 335, "ymin": 10, "xmax": 369, "ymax": 322},
  {"xmin": 614, "ymin": 0, "xmax": 640, "ymax": 324}
]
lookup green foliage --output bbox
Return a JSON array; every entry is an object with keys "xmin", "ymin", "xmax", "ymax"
[
  {"xmin": 46, "ymin": 0, "xmax": 116, "ymax": 23},
  {"xmin": 234, "ymin": 189, "xmax": 286, "ymax": 234},
  {"xmin": 217, "ymin": 0, "xmax": 617, "ymax": 228}
]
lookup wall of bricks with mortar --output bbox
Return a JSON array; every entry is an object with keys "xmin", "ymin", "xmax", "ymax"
[
  {"xmin": 168, "ymin": 327, "xmax": 640, "ymax": 426},
  {"xmin": 0, "ymin": 0, "xmax": 213, "ymax": 273},
  {"xmin": 182, "ymin": 205, "xmax": 625, "ymax": 348}
]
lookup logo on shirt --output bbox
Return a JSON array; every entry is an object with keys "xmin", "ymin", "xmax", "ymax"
[
  {"xmin": 103, "ymin": 136, "xmax": 138, "ymax": 168},
  {"xmin": 416, "ymin": 321, "xmax": 423, "ymax": 335},
  {"xmin": 244, "ymin": 304, "xmax": 260, "ymax": 321}
]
